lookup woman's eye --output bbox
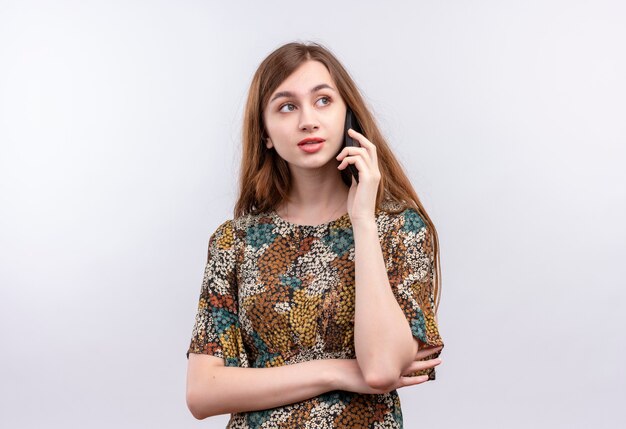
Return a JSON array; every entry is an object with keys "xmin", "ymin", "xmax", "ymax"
[
  {"xmin": 317, "ymin": 96, "xmax": 331, "ymax": 106},
  {"xmin": 279, "ymin": 103, "xmax": 296, "ymax": 113},
  {"xmin": 278, "ymin": 97, "xmax": 331, "ymax": 113}
]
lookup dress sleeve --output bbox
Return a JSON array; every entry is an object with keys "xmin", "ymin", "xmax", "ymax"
[
  {"xmin": 186, "ymin": 220, "xmax": 248, "ymax": 367},
  {"xmin": 385, "ymin": 208, "xmax": 444, "ymax": 379}
]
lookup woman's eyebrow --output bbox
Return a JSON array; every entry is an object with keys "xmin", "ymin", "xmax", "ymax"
[{"xmin": 270, "ymin": 83, "xmax": 335, "ymax": 103}]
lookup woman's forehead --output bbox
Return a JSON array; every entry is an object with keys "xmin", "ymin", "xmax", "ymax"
[{"xmin": 271, "ymin": 61, "xmax": 335, "ymax": 96}]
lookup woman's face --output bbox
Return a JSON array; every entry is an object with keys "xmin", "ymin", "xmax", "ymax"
[{"xmin": 263, "ymin": 60, "xmax": 347, "ymax": 175}]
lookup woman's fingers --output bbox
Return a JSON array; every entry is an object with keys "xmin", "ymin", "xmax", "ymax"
[
  {"xmin": 401, "ymin": 357, "xmax": 442, "ymax": 376},
  {"xmin": 337, "ymin": 155, "xmax": 369, "ymax": 176},
  {"xmin": 337, "ymin": 129, "xmax": 379, "ymax": 171},
  {"xmin": 394, "ymin": 346, "xmax": 443, "ymax": 390},
  {"xmin": 347, "ymin": 128, "xmax": 377, "ymax": 160},
  {"xmin": 399, "ymin": 375, "xmax": 430, "ymax": 388},
  {"xmin": 336, "ymin": 147, "xmax": 373, "ymax": 171},
  {"xmin": 415, "ymin": 345, "xmax": 443, "ymax": 359}
]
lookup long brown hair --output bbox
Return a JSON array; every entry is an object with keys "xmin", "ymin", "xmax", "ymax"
[{"xmin": 233, "ymin": 41, "xmax": 441, "ymax": 313}]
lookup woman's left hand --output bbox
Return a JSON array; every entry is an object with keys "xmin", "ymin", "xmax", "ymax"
[{"xmin": 335, "ymin": 128, "xmax": 381, "ymax": 224}]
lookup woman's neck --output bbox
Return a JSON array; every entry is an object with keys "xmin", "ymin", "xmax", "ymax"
[
  {"xmin": 277, "ymin": 197, "xmax": 347, "ymax": 225},
  {"xmin": 276, "ymin": 163, "xmax": 349, "ymax": 225},
  {"xmin": 277, "ymin": 172, "xmax": 349, "ymax": 224}
]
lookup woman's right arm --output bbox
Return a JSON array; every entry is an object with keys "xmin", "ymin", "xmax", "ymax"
[
  {"xmin": 186, "ymin": 346, "xmax": 442, "ymax": 420},
  {"xmin": 186, "ymin": 354, "xmax": 337, "ymax": 419}
]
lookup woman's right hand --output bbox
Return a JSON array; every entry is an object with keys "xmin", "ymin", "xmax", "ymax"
[{"xmin": 331, "ymin": 346, "xmax": 443, "ymax": 395}]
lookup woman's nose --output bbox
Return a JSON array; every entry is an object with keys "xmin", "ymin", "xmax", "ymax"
[{"xmin": 298, "ymin": 106, "xmax": 320, "ymax": 131}]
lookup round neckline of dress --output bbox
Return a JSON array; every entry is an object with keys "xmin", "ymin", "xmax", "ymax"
[{"xmin": 268, "ymin": 209, "xmax": 350, "ymax": 229}]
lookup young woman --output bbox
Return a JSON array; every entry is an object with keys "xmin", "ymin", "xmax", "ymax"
[{"xmin": 185, "ymin": 41, "xmax": 445, "ymax": 428}]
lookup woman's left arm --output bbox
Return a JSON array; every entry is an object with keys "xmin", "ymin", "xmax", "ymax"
[
  {"xmin": 352, "ymin": 219, "xmax": 418, "ymax": 390},
  {"xmin": 336, "ymin": 129, "xmax": 418, "ymax": 391}
]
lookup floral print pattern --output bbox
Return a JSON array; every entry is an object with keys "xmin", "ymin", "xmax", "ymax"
[{"xmin": 187, "ymin": 199, "xmax": 444, "ymax": 428}]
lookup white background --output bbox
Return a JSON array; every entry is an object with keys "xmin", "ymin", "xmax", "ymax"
[{"xmin": 1, "ymin": 1, "xmax": 625, "ymax": 428}]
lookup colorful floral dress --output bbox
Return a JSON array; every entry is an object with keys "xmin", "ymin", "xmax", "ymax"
[{"xmin": 186, "ymin": 199, "xmax": 444, "ymax": 428}]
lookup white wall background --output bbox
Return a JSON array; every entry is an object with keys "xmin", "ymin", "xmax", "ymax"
[{"xmin": 1, "ymin": 1, "xmax": 624, "ymax": 428}]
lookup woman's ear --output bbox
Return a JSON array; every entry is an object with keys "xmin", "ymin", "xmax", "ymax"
[{"xmin": 261, "ymin": 129, "xmax": 273, "ymax": 149}]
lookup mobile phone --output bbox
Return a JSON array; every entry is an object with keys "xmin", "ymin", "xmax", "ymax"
[{"xmin": 342, "ymin": 108, "xmax": 363, "ymax": 184}]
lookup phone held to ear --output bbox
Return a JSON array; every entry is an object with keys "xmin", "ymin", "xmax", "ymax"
[{"xmin": 342, "ymin": 108, "xmax": 363, "ymax": 184}]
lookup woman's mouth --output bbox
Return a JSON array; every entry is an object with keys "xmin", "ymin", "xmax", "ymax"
[
  {"xmin": 298, "ymin": 138, "xmax": 325, "ymax": 153},
  {"xmin": 298, "ymin": 141, "xmax": 324, "ymax": 153}
]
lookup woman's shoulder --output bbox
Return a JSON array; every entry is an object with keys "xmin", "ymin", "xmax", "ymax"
[
  {"xmin": 376, "ymin": 199, "xmax": 427, "ymax": 234},
  {"xmin": 231, "ymin": 209, "xmax": 274, "ymax": 230},
  {"xmin": 206, "ymin": 218, "xmax": 237, "ymax": 252},
  {"xmin": 209, "ymin": 210, "xmax": 272, "ymax": 238},
  {"xmin": 206, "ymin": 213, "xmax": 259, "ymax": 256}
]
